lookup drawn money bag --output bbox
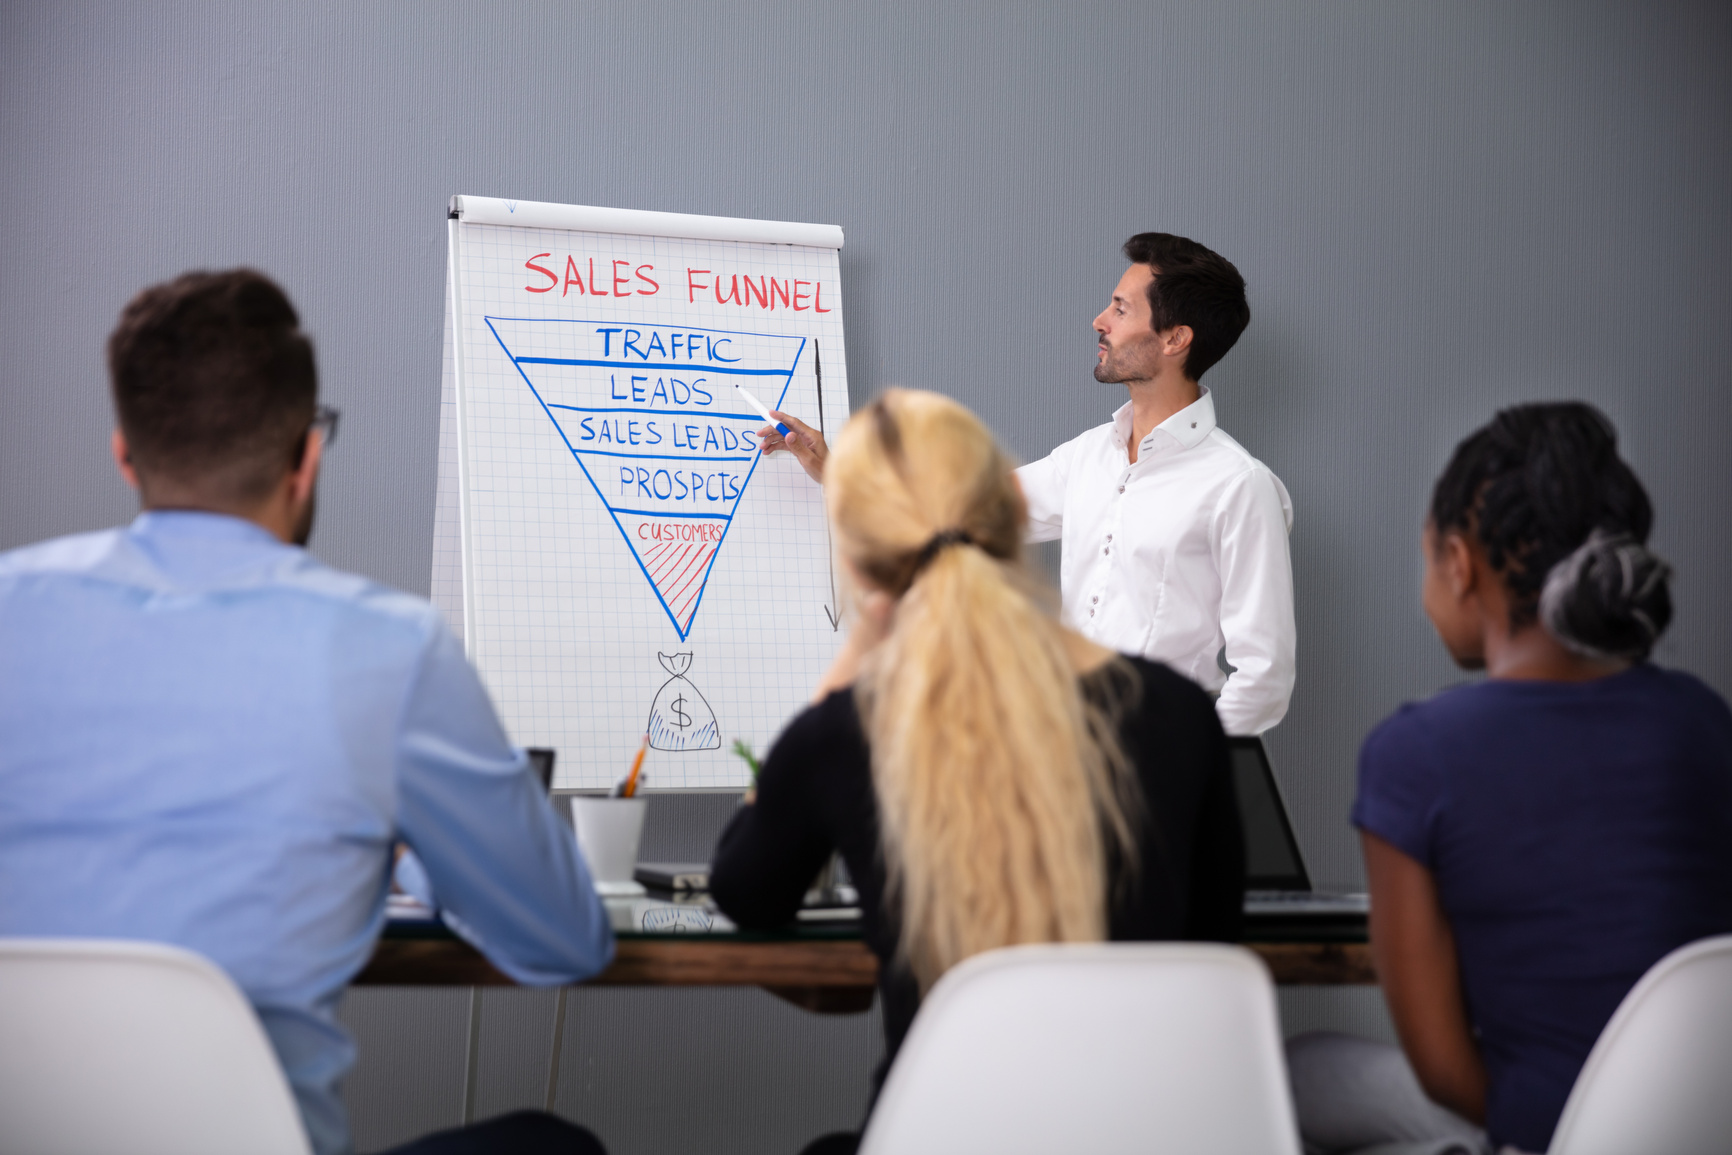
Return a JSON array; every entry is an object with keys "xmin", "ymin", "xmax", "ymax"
[{"xmin": 647, "ymin": 652, "xmax": 720, "ymax": 752}]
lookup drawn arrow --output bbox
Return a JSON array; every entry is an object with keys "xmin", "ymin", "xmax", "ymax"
[{"xmin": 815, "ymin": 339, "xmax": 841, "ymax": 632}]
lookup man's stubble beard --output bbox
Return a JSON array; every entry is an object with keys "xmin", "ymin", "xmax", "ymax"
[
  {"xmin": 1093, "ymin": 332, "xmax": 1159, "ymax": 385},
  {"xmin": 1093, "ymin": 344, "xmax": 1138, "ymax": 384}
]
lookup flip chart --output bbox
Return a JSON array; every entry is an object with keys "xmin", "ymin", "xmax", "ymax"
[{"xmin": 433, "ymin": 196, "xmax": 849, "ymax": 789}]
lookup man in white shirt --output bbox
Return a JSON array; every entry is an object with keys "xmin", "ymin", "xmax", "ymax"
[
  {"xmin": 760, "ymin": 233, "xmax": 1294, "ymax": 736},
  {"xmin": 1016, "ymin": 233, "xmax": 1295, "ymax": 735}
]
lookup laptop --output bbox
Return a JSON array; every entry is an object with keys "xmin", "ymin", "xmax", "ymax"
[
  {"xmin": 610, "ymin": 739, "xmax": 1369, "ymax": 936},
  {"xmin": 1230, "ymin": 736, "xmax": 1369, "ymax": 929},
  {"xmin": 526, "ymin": 747, "xmax": 556, "ymax": 792}
]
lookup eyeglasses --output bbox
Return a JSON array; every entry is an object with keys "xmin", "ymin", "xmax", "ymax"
[{"xmin": 310, "ymin": 405, "xmax": 341, "ymax": 450}]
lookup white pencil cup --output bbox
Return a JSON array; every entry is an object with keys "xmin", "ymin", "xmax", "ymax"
[{"xmin": 569, "ymin": 796, "xmax": 649, "ymax": 893}]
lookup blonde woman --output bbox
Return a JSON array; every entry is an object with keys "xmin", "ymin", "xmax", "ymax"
[{"xmin": 710, "ymin": 390, "xmax": 1244, "ymax": 1143}]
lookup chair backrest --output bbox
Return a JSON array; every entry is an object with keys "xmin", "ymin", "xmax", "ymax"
[
  {"xmin": 0, "ymin": 937, "xmax": 312, "ymax": 1155},
  {"xmin": 858, "ymin": 942, "xmax": 1301, "ymax": 1155},
  {"xmin": 1548, "ymin": 933, "xmax": 1732, "ymax": 1155}
]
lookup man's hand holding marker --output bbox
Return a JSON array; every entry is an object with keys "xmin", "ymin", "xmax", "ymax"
[
  {"xmin": 735, "ymin": 384, "xmax": 829, "ymax": 483},
  {"xmin": 755, "ymin": 410, "xmax": 828, "ymax": 483}
]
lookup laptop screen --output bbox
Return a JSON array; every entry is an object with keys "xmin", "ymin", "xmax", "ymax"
[
  {"xmin": 1227, "ymin": 737, "xmax": 1311, "ymax": 891},
  {"xmin": 526, "ymin": 747, "xmax": 556, "ymax": 793}
]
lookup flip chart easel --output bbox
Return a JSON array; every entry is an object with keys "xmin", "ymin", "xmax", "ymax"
[{"xmin": 432, "ymin": 196, "xmax": 850, "ymax": 789}]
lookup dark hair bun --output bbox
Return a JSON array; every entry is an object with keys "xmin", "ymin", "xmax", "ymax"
[{"xmin": 1539, "ymin": 529, "xmax": 1673, "ymax": 661}]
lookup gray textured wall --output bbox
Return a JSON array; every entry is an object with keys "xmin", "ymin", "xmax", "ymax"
[
  {"xmin": 4, "ymin": 2, "xmax": 1728, "ymax": 1150},
  {"xmin": 6, "ymin": 0, "xmax": 1731, "ymax": 882}
]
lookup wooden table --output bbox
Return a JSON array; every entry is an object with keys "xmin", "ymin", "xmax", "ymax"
[{"xmin": 358, "ymin": 918, "xmax": 1376, "ymax": 1006}]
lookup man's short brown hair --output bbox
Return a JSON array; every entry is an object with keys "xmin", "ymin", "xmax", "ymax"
[
  {"xmin": 107, "ymin": 269, "xmax": 317, "ymax": 504},
  {"xmin": 1121, "ymin": 233, "xmax": 1250, "ymax": 381}
]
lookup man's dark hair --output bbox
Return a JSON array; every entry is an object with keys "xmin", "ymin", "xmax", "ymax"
[
  {"xmin": 108, "ymin": 269, "xmax": 317, "ymax": 504},
  {"xmin": 1429, "ymin": 402, "xmax": 1671, "ymax": 657},
  {"xmin": 1121, "ymin": 233, "xmax": 1250, "ymax": 381}
]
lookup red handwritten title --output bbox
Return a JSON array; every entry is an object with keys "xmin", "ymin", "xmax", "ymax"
[{"xmin": 523, "ymin": 253, "xmax": 831, "ymax": 313}]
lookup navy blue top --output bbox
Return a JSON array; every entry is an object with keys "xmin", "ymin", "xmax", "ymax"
[{"xmin": 1353, "ymin": 663, "xmax": 1732, "ymax": 1153}]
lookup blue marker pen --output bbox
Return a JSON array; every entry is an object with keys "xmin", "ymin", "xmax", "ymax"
[{"xmin": 736, "ymin": 385, "xmax": 791, "ymax": 437}]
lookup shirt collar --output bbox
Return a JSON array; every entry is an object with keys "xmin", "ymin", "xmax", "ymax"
[
  {"xmin": 1111, "ymin": 400, "xmax": 1136, "ymax": 446},
  {"xmin": 130, "ymin": 509, "xmax": 284, "ymax": 547},
  {"xmin": 1110, "ymin": 386, "xmax": 1217, "ymax": 456}
]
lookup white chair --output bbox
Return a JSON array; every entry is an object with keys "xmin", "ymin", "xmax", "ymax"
[
  {"xmin": 0, "ymin": 937, "xmax": 311, "ymax": 1155},
  {"xmin": 1548, "ymin": 933, "xmax": 1732, "ymax": 1155},
  {"xmin": 858, "ymin": 942, "xmax": 1301, "ymax": 1155}
]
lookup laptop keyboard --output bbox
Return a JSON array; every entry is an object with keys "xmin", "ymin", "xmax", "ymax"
[{"xmin": 1243, "ymin": 890, "xmax": 1370, "ymax": 914}]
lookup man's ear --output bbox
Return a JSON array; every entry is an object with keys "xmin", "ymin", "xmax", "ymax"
[
  {"xmin": 111, "ymin": 430, "xmax": 141, "ymax": 491},
  {"xmin": 1158, "ymin": 324, "xmax": 1194, "ymax": 359},
  {"xmin": 291, "ymin": 428, "xmax": 323, "ymax": 504}
]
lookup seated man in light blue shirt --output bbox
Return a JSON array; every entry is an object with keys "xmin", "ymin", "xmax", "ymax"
[{"xmin": 0, "ymin": 269, "xmax": 614, "ymax": 1155}]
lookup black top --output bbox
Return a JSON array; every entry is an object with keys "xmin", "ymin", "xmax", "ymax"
[{"xmin": 710, "ymin": 656, "xmax": 1244, "ymax": 1081}]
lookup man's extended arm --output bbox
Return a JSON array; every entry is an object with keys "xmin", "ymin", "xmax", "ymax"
[
  {"xmin": 1212, "ymin": 467, "xmax": 1296, "ymax": 735},
  {"xmin": 758, "ymin": 409, "xmax": 1072, "ymax": 549},
  {"xmin": 1014, "ymin": 446, "xmax": 1071, "ymax": 545},
  {"xmin": 394, "ymin": 623, "xmax": 614, "ymax": 984}
]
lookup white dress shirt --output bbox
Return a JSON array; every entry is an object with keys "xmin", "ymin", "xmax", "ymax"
[{"xmin": 1017, "ymin": 388, "xmax": 1296, "ymax": 735}]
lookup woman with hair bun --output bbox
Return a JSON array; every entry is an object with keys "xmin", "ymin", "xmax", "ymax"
[
  {"xmin": 1291, "ymin": 402, "xmax": 1732, "ymax": 1155},
  {"xmin": 710, "ymin": 389, "xmax": 1245, "ymax": 1151}
]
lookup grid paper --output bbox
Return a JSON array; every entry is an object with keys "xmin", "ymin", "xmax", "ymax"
[{"xmin": 433, "ymin": 217, "xmax": 850, "ymax": 789}]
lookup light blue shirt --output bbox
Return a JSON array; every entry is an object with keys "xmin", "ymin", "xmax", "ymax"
[{"xmin": 0, "ymin": 511, "xmax": 614, "ymax": 1155}]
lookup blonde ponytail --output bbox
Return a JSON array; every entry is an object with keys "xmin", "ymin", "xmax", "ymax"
[{"xmin": 828, "ymin": 389, "xmax": 1139, "ymax": 992}]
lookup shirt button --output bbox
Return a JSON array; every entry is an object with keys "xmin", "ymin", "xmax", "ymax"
[
  {"xmin": 1089, "ymin": 609, "xmax": 1095, "ymax": 617},
  {"xmin": 1106, "ymin": 534, "xmax": 1113, "ymax": 542},
  {"xmin": 1118, "ymin": 485, "xmax": 1125, "ymax": 494}
]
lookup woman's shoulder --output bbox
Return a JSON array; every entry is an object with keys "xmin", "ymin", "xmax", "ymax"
[
  {"xmin": 1363, "ymin": 674, "xmax": 1550, "ymax": 748},
  {"xmin": 1357, "ymin": 680, "xmax": 1510, "ymax": 784},
  {"xmin": 1609, "ymin": 665, "xmax": 1732, "ymax": 760},
  {"xmin": 802, "ymin": 684, "xmax": 865, "ymax": 725},
  {"xmin": 748, "ymin": 686, "xmax": 874, "ymax": 818},
  {"xmin": 1630, "ymin": 663, "xmax": 1732, "ymax": 717},
  {"xmin": 775, "ymin": 686, "xmax": 870, "ymax": 761},
  {"xmin": 1089, "ymin": 657, "xmax": 1227, "ymax": 798},
  {"xmin": 1374, "ymin": 664, "xmax": 1730, "ymax": 740},
  {"xmin": 1093, "ymin": 656, "xmax": 1221, "ymax": 731},
  {"xmin": 1358, "ymin": 664, "xmax": 1732, "ymax": 787}
]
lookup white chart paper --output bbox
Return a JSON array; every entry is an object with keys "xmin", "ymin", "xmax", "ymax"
[{"xmin": 434, "ymin": 199, "xmax": 849, "ymax": 789}]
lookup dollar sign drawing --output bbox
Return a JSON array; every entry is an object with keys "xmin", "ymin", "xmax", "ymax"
[{"xmin": 670, "ymin": 694, "xmax": 692, "ymax": 729}]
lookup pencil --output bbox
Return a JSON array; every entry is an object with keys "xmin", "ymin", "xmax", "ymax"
[{"xmin": 623, "ymin": 734, "xmax": 648, "ymax": 798}]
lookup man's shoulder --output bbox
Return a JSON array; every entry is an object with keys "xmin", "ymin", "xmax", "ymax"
[
  {"xmin": 1017, "ymin": 418, "xmax": 1120, "ymax": 491},
  {"xmin": 274, "ymin": 556, "xmax": 448, "ymax": 637},
  {"xmin": 1029, "ymin": 415, "xmax": 1120, "ymax": 462},
  {"xmin": 1197, "ymin": 425, "xmax": 1281, "ymax": 482},
  {"xmin": 1196, "ymin": 426, "xmax": 1293, "ymax": 522},
  {"xmin": 0, "ymin": 527, "xmax": 127, "ymax": 579},
  {"xmin": 1, "ymin": 524, "xmax": 446, "ymax": 643}
]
